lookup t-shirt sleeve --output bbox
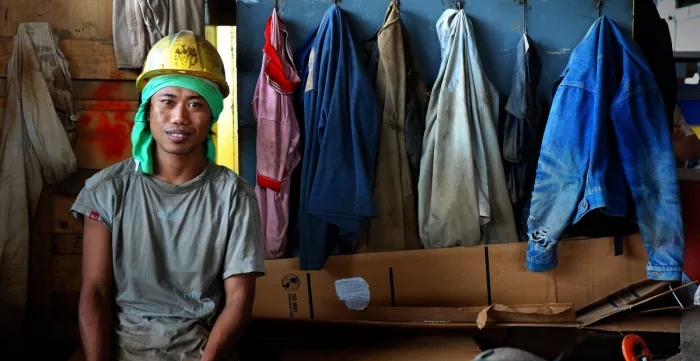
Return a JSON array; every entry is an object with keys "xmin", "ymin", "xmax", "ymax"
[
  {"xmin": 70, "ymin": 180, "xmax": 115, "ymax": 230},
  {"xmin": 223, "ymin": 190, "xmax": 267, "ymax": 279},
  {"xmin": 673, "ymin": 105, "xmax": 696, "ymax": 138}
]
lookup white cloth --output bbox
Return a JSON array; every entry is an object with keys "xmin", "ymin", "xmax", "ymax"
[
  {"xmin": 418, "ymin": 10, "xmax": 517, "ymax": 248},
  {"xmin": 0, "ymin": 22, "xmax": 76, "ymax": 335},
  {"xmin": 112, "ymin": 0, "xmax": 205, "ymax": 69}
]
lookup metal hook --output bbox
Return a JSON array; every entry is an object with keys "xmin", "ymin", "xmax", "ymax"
[
  {"xmin": 393, "ymin": 0, "xmax": 400, "ymax": 8},
  {"xmin": 522, "ymin": 0, "xmax": 528, "ymax": 35},
  {"xmin": 333, "ymin": 0, "xmax": 338, "ymax": 5},
  {"xmin": 456, "ymin": 0, "xmax": 464, "ymax": 10},
  {"xmin": 596, "ymin": 0, "xmax": 604, "ymax": 17},
  {"xmin": 274, "ymin": 0, "xmax": 278, "ymax": 9}
]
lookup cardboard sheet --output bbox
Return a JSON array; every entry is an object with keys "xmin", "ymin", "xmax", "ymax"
[
  {"xmin": 254, "ymin": 236, "xmax": 650, "ymax": 322},
  {"xmin": 576, "ymin": 280, "xmax": 698, "ymax": 327},
  {"xmin": 476, "ymin": 304, "xmax": 576, "ymax": 329}
]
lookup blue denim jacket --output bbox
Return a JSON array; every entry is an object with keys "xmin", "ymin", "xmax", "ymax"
[{"xmin": 526, "ymin": 16, "xmax": 684, "ymax": 281}]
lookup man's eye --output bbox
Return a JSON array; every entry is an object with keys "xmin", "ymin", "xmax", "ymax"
[
  {"xmin": 189, "ymin": 102, "xmax": 202, "ymax": 108},
  {"xmin": 162, "ymin": 99, "xmax": 174, "ymax": 105}
]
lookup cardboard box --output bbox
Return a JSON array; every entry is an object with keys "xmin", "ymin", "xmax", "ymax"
[{"xmin": 253, "ymin": 235, "xmax": 650, "ymax": 322}]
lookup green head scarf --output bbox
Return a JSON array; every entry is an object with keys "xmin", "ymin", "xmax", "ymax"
[{"xmin": 132, "ymin": 74, "xmax": 225, "ymax": 174}]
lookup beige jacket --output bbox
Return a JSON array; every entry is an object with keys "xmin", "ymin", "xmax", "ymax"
[{"xmin": 356, "ymin": 3, "xmax": 428, "ymax": 253}]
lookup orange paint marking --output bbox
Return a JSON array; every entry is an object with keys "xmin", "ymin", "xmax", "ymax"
[{"xmin": 79, "ymin": 111, "xmax": 134, "ymax": 163}]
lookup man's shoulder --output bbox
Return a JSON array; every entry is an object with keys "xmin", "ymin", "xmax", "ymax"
[
  {"xmin": 208, "ymin": 164, "xmax": 256, "ymax": 199},
  {"xmin": 83, "ymin": 158, "xmax": 137, "ymax": 191}
]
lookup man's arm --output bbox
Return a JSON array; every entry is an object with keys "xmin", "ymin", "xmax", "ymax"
[
  {"xmin": 201, "ymin": 274, "xmax": 257, "ymax": 361},
  {"xmin": 79, "ymin": 218, "xmax": 113, "ymax": 361},
  {"xmin": 672, "ymin": 134, "xmax": 700, "ymax": 161}
]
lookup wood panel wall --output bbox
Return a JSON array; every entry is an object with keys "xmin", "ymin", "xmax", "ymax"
[
  {"xmin": 0, "ymin": 0, "xmax": 133, "ymax": 357},
  {"xmin": 0, "ymin": 0, "xmax": 113, "ymax": 39}
]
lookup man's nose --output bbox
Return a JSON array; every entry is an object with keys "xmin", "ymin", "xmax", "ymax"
[{"xmin": 170, "ymin": 103, "xmax": 191, "ymax": 124}]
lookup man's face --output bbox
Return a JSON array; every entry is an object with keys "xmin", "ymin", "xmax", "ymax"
[{"xmin": 149, "ymin": 86, "xmax": 212, "ymax": 157}]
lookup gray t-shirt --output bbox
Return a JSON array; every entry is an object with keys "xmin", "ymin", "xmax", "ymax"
[{"xmin": 71, "ymin": 158, "xmax": 265, "ymax": 360}]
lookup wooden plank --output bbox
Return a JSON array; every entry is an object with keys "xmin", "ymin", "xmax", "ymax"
[
  {"xmin": 53, "ymin": 195, "xmax": 82, "ymax": 234},
  {"xmin": 76, "ymin": 100, "xmax": 138, "ymax": 111},
  {"xmin": 0, "ymin": 0, "xmax": 112, "ymax": 39},
  {"xmin": 53, "ymin": 292, "xmax": 80, "ymax": 319},
  {"xmin": 0, "ymin": 79, "xmax": 140, "ymax": 100},
  {"xmin": 54, "ymin": 234, "xmax": 83, "ymax": 255},
  {"xmin": 27, "ymin": 186, "xmax": 54, "ymax": 341},
  {"xmin": 71, "ymin": 80, "xmax": 140, "ymax": 101},
  {"xmin": 0, "ymin": 38, "xmax": 139, "ymax": 80},
  {"xmin": 76, "ymin": 110, "xmax": 134, "ymax": 169},
  {"xmin": 56, "ymin": 169, "xmax": 99, "ymax": 197},
  {"xmin": 0, "ymin": 98, "xmax": 138, "ymax": 111},
  {"xmin": 53, "ymin": 255, "xmax": 82, "ymax": 292}
]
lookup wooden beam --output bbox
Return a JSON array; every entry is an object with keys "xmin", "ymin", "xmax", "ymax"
[
  {"xmin": 53, "ymin": 195, "xmax": 82, "ymax": 234},
  {"xmin": 1, "ymin": 0, "xmax": 113, "ymax": 39},
  {"xmin": 0, "ymin": 79, "xmax": 139, "ymax": 100},
  {"xmin": 0, "ymin": 98, "xmax": 138, "ymax": 111},
  {"xmin": 0, "ymin": 38, "xmax": 139, "ymax": 80}
]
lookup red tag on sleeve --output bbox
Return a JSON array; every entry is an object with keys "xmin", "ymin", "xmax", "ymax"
[{"xmin": 89, "ymin": 211, "xmax": 100, "ymax": 220}]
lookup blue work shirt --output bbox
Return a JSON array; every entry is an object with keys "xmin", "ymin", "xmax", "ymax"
[
  {"xmin": 298, "ymin": 6, "xmax": 380, "ymax": 270},
  {"xmin": 526, "ymin": 16, "xmax": 684, "ymax": 281}
]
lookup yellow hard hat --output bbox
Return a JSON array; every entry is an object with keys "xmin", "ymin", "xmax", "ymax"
[{"xmin": 136, "ymin": 30, "xmax": 230, "ymax": 97}]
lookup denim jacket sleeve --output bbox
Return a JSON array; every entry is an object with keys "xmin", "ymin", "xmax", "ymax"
[
  {"xmin": 610, "ymin": 88, "xmax": 684, "ymax": 280},
  {"xmin": 525, "ymin": 82, "xmax": 592, "ymax": 271}
]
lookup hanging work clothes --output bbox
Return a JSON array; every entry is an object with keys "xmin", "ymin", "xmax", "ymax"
[
  {"xmin": 634, "ymin": 0, "xmax": 677, "ymax": 129},
  {"xmin": 112, "ymin": 0, "xmax": 205, "ymax": 69},
  {"xmin": 253, "ymin": 9, "xmax": 302, "ymax": 259},
  {"xmin": 0, "ymin": 22, "xmax": 77, "ymax": 340},
  {"xmin": 418, "ymin": 9, "xmax": 517, "ymax": 248},
  {"xmin": 284, "ymin": 26, "xmax": 319, "ymax": 255},
  {"xmin": 298, "ymin": 6, "xmax": 380, "ymax": 270},
  {"xmin": 502, "ymin": 34, "xmax": 545, "ymax": 240},
  {"xmin": 526, "ymin": 16, "xmax": 684, "ymax": 281},
  {"xmin": 356, "ymin": 2, "xmax": 428, "ymax": 253}
]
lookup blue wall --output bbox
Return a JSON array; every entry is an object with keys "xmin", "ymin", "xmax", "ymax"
[{"xmin": 236, "ymin": 0, "xmax": 633, "ymax": 183}]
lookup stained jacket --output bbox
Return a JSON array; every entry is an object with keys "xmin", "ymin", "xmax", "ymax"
[
  {"xmin": 418, "ymin": 9, "xmax": 517, "ymax": 248},
  {"xmin": 357, "ymin": 2, "xmax": 427, "ymax": 253},
  {"xmin": 112, "ymin": 0, "xmax": 204, "ymax": 69},
  {"xmin": 502, "ymin": 34, "xmax": 545, "ymax": 240},
  {"xmin": 526, "ymin": 16, "xmax": 684, "ymax": 281},
  {"xmin": 298, "ymin": 6, "xmax": 380, "ymax": 270},
  {"xmin": 253, "ymin": 9, "xmax": 302, "ymax": 259},
  {"xmin": 0, "ymin": 23, "xmax": 76, "ymax": 337}
]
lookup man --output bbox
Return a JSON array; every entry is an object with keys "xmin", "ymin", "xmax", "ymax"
[
  {"xmin": 672, "ymin": 105, "xmax": 700, "ymax": 166},
  {"xmin": 71, "ymin": 31, "xmax": 265, "ymax": 361}
]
